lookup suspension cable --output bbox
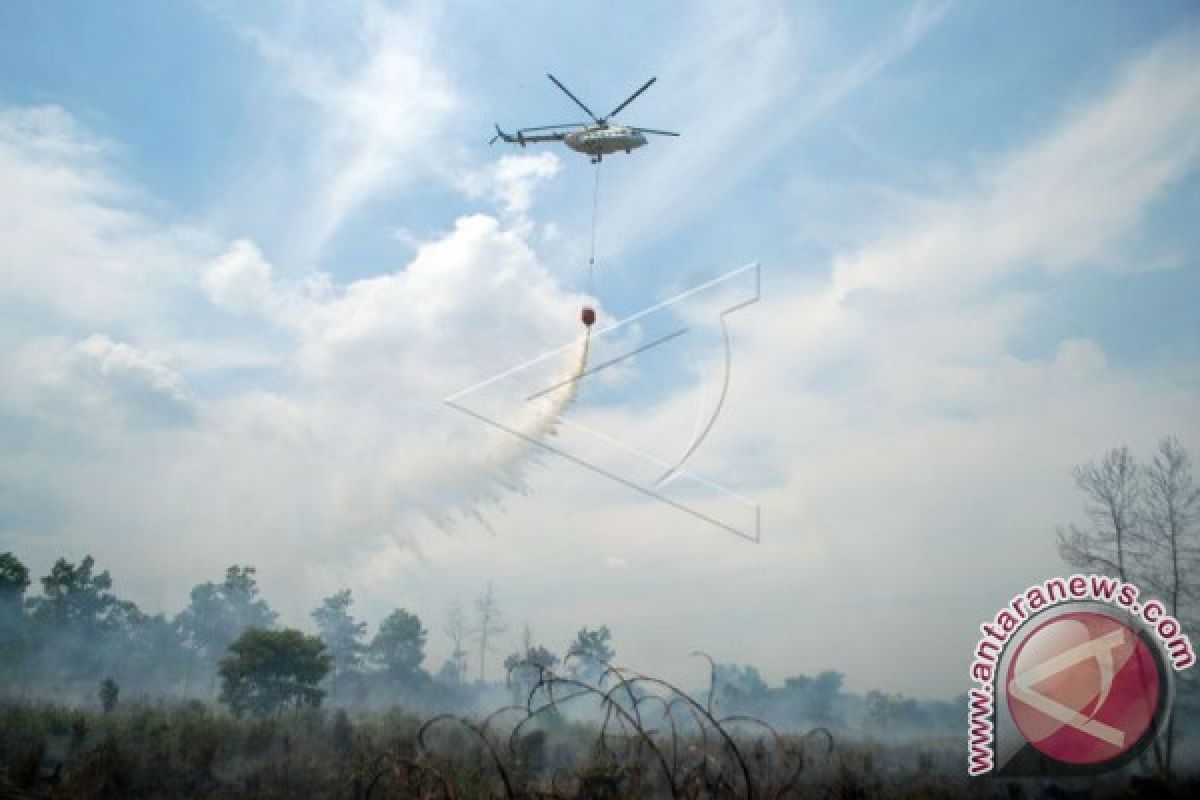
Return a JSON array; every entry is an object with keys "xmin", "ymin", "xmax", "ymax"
[{"xmin": 588, "ymin": 158, "xmax": 602, "ymax": 296}]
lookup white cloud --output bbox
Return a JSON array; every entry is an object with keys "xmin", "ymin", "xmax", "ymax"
[
  {"xmin": 202, "ymin": 239, "xmax": 276, "ymax": 314},
  {"xmin": 455, "ymin": 28, "xmax": 1200, "ymax": 695},
  {"xmin": 5, "ymin": 333, "xmax": 192, "ymax": 432},
  {"xmin": 831, "ymin": 31, "xmax": 1200, "ymax": 301},
  {"xmin": 0, "ymin": 106, "xmax": 210, "ymax": 327},
  {"xmin": 459, "ymin": 152, "xmax": 562, "ymax": 216},
  {"xmin": 0, "ymin": 99, "xmax": 587, "ymax": 622},
  {"xmin": 598, "ymin": 0, "xmax": 948, "ymax": 258},
  {"xmin": 69, "ymin": 334, "xmax": 192, "ymax": 414},
  {"xmin": 238, "ymin": 0, "xmax": 460, "ymax": 262},
  {"xmin": 2, "ymin": 11, "xmax": 1198, "ymax": 701}
]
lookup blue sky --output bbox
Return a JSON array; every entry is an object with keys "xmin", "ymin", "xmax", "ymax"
[{"xmin": 1, "ymin": 1, "xmax": 1198, "ymax": 697}]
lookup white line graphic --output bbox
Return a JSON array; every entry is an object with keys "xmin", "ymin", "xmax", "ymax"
[
  {"xmin": 444, "ymin": 262, "xmax": 761, "ymax": 541},
  {"xmin": 1008, "ymin": 629, "xmax": 1127, "ymax": 748}
]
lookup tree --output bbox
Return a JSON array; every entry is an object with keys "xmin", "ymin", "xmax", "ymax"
[
  {"xmin": 864, "ymin": 689, "xmax": 889, "ymax": 730},
  {"xmin": 0, "ymin": 552, "xmax": 30, "ymax": 682},
  {"xmin": 99, "ymin": 678, "xmax": 119, "ymax": 713},
  {"xmin": 311, "ymin": 589, "xmax": 367, "ymax": 701},
  {"xmin": 710, "ymin": 663, "xmax": 769, "ymax": 712},
  {"xmin": 370, "ymin": 609, "xmax": 427, "ymax": 684},
  {"xmin": 864, "ymin": 690, "xmax": 923, "ymax": 732},
  {"xmin": 783, "ymin": 675, "xmax": 810, "ymax": 690},
  {"xmin": 505, "ymin": 625, "xmax": 559, "ymax": 704},
  {"xmin": 566, "ymin": 625, "xmax": 614, "ymax": 682},
  {"xmin": 28, "ymin": 555, "xmax": 119, "ymax": 627},
  {"xmin": 176, "ymin": 566, "xmax": 278, "ymax": 692},
  {"xmin": 1057, "ymin": 446, "xmax": 1143, "ymax": 582},
  {"xmin": 218, "ymin": 627, "xmax": 331, "ymax": 717},
  {"xmin": 0, "ymin": 552, "xmax": 29, "ymax": 608},
  {"xmin": 1141, "ymin": 437, "xmax": 1200, "ymax": 624},
  {"xmin": 782, "ymin": 670, "xmax": 843, "ymax": 723},
  {"xmin": 810, "ymin": 670, "xmax": 844, "ymax": 724},
  {"xmin": 1056, "ymin": 437, "xmax": 1200, "ymax": 778},
  {"xmin": 1140, "ymin": 437, "xmax": 1200, "ymax": 778},
  {"xmin": 26, "ymin": 555, "xmax": 128, "ymax": 688},
  {"xmin": 112, "ymin": 611, "xmax": 190, "ymax": 695},
  {"xmin": 473, "ymin": 582, "xmax": 506, "ymax": 683},
  {"xmin": 435, "ymin": 659, "xmax": 462, "ymax": 684},
  {"xmin": 443, "ymin": 600, "xmax": 470, "ymax": 685}
]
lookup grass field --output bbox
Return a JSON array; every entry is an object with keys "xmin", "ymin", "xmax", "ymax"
[{"xmin": 1, "ymin": 699, "xmax": 1195, "ymax": 799}]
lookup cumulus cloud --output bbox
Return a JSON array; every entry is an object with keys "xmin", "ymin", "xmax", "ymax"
[
  {"xmin": 202, "ymin": 239, "xmax": 277, "ymax": 314},
  {"xmin": 0, "ymin": 100, "xmax": 589, "ymax": 619},
  {"xmin": 68, "ymin": 334, "xmax": 194, "ymax": 422},
  {"xmin": 490, "ymin": 27, "xmax": 1200, "ymax": 694},
  {"xmin": 5, "ymin": 333, "xmax": 193, "ymax": 432},
  {"xmin": 2, "ymin": 6, "xmax": 1198, "ymax": 699},
  {"xmin": 459, "ymin": 152, "xmax": 562, "ymax": 216}
]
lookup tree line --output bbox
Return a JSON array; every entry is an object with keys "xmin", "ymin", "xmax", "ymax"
[
  {"xmin": 0, "ymin": 548, "xmax": 957, "ymax": 734},
  {"xmin": 0, "ymin": 556, "xmax": 623, "ymax": 718},
  {"xmin": 0, "ymin": 435, "xmax": 1195, "ymax": 756}
]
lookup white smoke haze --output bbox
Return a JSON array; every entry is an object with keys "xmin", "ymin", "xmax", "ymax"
[
  {"xmin": 463, "ymin": 331, "xmax": 593, "ymax": 508},
  {"xmin": 1, "ymin": 4, "xmax": 1199, "ymax": 706},
  {"xmin": 0, "ymin": 101, "xmax": 606, "ymax": 620}
]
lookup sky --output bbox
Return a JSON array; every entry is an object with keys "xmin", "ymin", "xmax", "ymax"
[{"xmin": 1, "ymin": 0, "xmax": 1198, "ymax": 699}]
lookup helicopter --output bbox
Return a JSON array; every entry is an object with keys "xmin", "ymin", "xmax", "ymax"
[{"xmin": 491, "ymin": 74, "xmax": 679, "ymax": 163}]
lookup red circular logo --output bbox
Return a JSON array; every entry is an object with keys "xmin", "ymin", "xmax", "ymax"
[{"xmin": 1006, "ymin": 611, "xmax": 1162, "ymax": 765}]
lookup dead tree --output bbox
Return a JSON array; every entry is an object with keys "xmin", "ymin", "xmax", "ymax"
[
  {"xmin": 474, "ymin": 581, "xmax": 507, "ymax": 683},
  {"xmin": 1057, "ymin": 445, "xmax": 1144, "ymax": 583},
  {"xmin": 1140, "ymin": 436, "xmax": 1200, "ymax": 778}
]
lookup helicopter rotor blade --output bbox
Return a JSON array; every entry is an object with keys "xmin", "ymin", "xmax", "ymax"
[
  {"xmin": 632, "ymin": 127, "xmax": 680, "ymax": 137},
  {"xmin": 518, "ymin": 123, "xmax": 588, "ymax": 132},
  {"xmin": 547, "ymin": 74, "xmax": 600, "ymax": 123},
  {"xmin": 607, "ymin": 76, "xmax": 657, "ymax": 120}
]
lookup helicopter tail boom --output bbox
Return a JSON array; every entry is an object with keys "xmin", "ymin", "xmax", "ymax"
[
  {"xmin": 490, "ymin": 124, "xmax": 521, "ymax": 146},
  {"xmin": 492, "ymin": 123, "xmax": 575, "ymax": 148}
]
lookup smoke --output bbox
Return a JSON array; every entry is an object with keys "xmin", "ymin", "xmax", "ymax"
[
  {"xmin": 512, "ymin": 328, "xmax": 591, "ymax": 441},
  {"xmin": 445, "ymin": 328, "xmax": 592, "ymax": 529}
]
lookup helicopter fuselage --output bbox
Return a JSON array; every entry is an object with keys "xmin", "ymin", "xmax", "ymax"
[
  {"xmin": 564, "ymin": 125, "xmax": 648, "ymax": 158},
  {"xmin": 492, "ymin": 75, "xmax": 676, "ymax": 161}
]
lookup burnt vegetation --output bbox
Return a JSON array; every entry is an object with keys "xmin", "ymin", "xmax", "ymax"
[{"xmin": 1, "ymin": 436, "xmax": 1199, "ymax": 797}]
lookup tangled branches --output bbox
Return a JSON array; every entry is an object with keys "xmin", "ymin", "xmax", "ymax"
[{"xmin": 360, "ymin": 656, "xmax": 835, "ymax": 800}]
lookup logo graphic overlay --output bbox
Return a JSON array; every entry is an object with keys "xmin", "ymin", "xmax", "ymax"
[
  {"xmin": 445, "ymin": 262, "xmax": 761, "ymax": 541},
  {"xmin": 1005, "ymin": 611, "xmax": 1162, "ymax": 767},
  {"xmin": 968, "ymin": 577, "xmax": 1191, "ymax": 778}
]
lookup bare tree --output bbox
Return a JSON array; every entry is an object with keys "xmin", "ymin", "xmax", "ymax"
[
  {"xmin": 1057, "ymin": 438, "xmax": 1200, "ymax": 779},
  {"xmin": 473, "ymin": 582, "xmax": 506, "ymax": 683},
  {"xmin": 1056, "ymin": 446, "xmax": 1144, "ymax": 582},
  {"xmin": 1140, "ymin": 436, "xmax": 1200, "ymax": 777},
  {"xmin": 1142, "ymin": 437, "xmax": 1200, "ymax": 619},
  {"xmin": 443, "ymin": 600, "xmax": 470, "ymax": 684}
]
